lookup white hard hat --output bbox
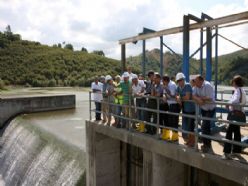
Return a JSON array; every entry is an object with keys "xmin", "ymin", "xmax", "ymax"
[
  {"xmin": 122, "ymin": 72, "xmax": 129, "ymax": 78},
  {"xmin": 189, "ymin": 74, "xmax": 198, "ymax": 81},
  {"xmin": 176, "ymin": 72, "xmax": 185, "ymax": 82},
  {"xmin": 132, "ymin": 74, "xmax": 138, "ymax": 80},
  {"xmin": 105, "ymin": 75, "xmax": 112, "ymax": 81}
]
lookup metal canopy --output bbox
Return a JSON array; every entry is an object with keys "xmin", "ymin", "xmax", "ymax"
[{"xmin": 119, "ymin": 11, "xmax": 248, "ymax": 44}]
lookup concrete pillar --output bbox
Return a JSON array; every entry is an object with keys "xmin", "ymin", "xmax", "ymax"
[
  {"xmin": 127, "ymin": 145, "xmax": 143, "ymax": 186},
  {"xmin": 143, "ymin": 150, "xmax": 152, "ymax": 186},
  {"xmin": 152, "ymin": 153, "xmax": 184, "ymax": 186},
  {"xmin": 120, "ymin": 142, "xmax": 127, "ymax": 186},
  {"xmin": 86, "ymin": 122, "xmax": 120, "ymax": 186}
]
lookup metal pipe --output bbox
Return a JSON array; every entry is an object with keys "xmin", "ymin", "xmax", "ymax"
[
  {"xmin": 142, "ymin": 40, "xmax": 146, "ymax": 77},
  {"xmin": 200, "ymin": 28, "xmax": 203, "ymax": 75},
  {"xmin": 183, "ymin": 15, "xmax": 190, "ymax": 82},
  {"xmin": 206, "ymin": 27, "xmax": 212, "ymax": 81},
  {"xmin": 215, "ymin": 27, "xmax": 218, "ymax": 99},
  {"xmin": 162, "ymin": 43, "xmax": 181, "ymax": 59},
  {"xmin": 121, "ymin": 44, "xmax": 126, "ymax": 73},
  {"xmin": 160, "ymin": 36, "xmax": 164, "ymax": 77}
]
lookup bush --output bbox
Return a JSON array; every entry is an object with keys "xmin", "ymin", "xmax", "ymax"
[
  {"xmin": 0, "ymin": 79, "xmax": 5, "ymax": 89},
  {"xmin": 48, "ymin": 78, "xmax": 56, "ymax": 87}
]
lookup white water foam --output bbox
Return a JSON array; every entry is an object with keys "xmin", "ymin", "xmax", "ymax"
[{"xmin": 0, "ymin": 118, "xmax": 85, "ymax": 186}]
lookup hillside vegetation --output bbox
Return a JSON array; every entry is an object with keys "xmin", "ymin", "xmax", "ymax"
[
  {"xmin": 0, "ymin": 30, "xmax": 121, "ymax": 87},
  {"xmin": 0, "ymin": 27, "xmax": 247, "ymax": 87}
]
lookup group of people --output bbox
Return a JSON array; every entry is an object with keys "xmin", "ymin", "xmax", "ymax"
[{"xmin": 91, "ymin": 67, "xmax": 247, "ymax": 157}]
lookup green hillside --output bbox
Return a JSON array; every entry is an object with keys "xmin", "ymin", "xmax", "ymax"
[
  {"xmin": 217, "ymin": 50, "xmax": 248, "ymax": 85},
  {"xmin": 0, "ymin": 31, "xmax": 121, "ymax": 87},
  {"xmin": 0, "ymin": 28, "xmax": 247, "ymax": 88}
]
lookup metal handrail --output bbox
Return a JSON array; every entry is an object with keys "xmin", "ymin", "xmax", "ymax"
[{"xmin": 89, "ymin": 91, "xmax": 248, "ymax": 157}]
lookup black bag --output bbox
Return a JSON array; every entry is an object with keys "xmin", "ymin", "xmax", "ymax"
[
  {"xmin": 227, "ymin": 110, "xmax": 246, "ymax": 123},
  {"xmin": 227, "ymin": 88, "xmax": 246, "ymax": 124}
]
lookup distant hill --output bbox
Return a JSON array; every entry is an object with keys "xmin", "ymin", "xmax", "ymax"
[
  {"xmin": 217, "ymin": 50, "xmax": 248, "ymax": 85},
  {"xmin": 126, "ymin": 49, "xmax": 199, "ymax": 77},
  {"xmin": 127, "ymin": 48, "xmax": 248, "ymax": 85},
  {"xmin": 0, "ymin": 31, "xmax": 121, "ymax": 87},
  {"xmin": 0, "ymin": 28, "xmax": 247, "ymax": 87}
]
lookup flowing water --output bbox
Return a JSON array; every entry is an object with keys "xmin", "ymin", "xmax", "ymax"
[{"xmin": 0, "ymin": 88, "xmax": 89, "ymax": 186}]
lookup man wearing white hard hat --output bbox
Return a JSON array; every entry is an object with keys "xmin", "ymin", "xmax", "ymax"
[
  {"xmin": 132, "ymin": 74, "xmax": 145, "ymax": 130},
  {"xmin": 103, "ymin": 75, "xmax": 115, "ymax": 125},
  {"xmin": 119, "ymin": 72, "xmax": 132, "ymax": 128},
  {"xmin": 175, "ymin": 72, "xmax": 195, "ymax": 146}
]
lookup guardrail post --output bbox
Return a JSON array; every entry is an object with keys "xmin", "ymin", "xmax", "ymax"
[
  {"xmin": 194, "ymin": 103, "xmax": 199, "ymax": 151},
  {"xmin": 220, "ymin": 91, "xmax": 223, "ymax": 119},
  {"xmin": 107, "ymin": 95, "xmax": 111, "ymax": 126},
  {"xmin": 156, "ymin": 96, "xmax": 160, "ymax": 138},
  {"xmin": 129, "ymin": 93, "xmax": 132, "ymax": 130},
  {"xmin": 89, "ymin": 92, "xmax": 92, "ymax": 121}
]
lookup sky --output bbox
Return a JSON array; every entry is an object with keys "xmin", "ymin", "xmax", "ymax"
[{"xmin": 0, "ymin": 0, "xmax": 248, "ymax": 60}]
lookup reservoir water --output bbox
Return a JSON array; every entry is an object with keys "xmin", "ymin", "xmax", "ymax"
[{"xmin": 0, "ymin": 88, "xmax": 89, "ymax": 186}]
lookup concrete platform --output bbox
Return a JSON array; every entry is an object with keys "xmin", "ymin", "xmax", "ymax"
[{"xmin": 86, "ymin": 120, "xmax": 248, "ymax": 185}]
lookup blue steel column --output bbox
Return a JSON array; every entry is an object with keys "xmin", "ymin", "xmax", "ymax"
[
  {"xmin": 142, "ymin": 40, "xmax": 146, "ymax": 77},
  {"xmin": 160, "ymin": 36, "xmax": 164, "ymax": 77},
  {"xmin": 183, "ymin": 15, "xmax": 190, "ymax": 82},
  {"xmin": 206, "ymin": 27, "xmax": 212, "ymax": 81},
  {"xmin": 200, "ymin": 28, "xmax": 203, "ymax": 75},
  {"xmin": 214, "ymin": 27, "xmax": 218, "ymax": 99},
  {"xmin": 121, "ymin": 44, "xmax": 126, "ymax": 73}
]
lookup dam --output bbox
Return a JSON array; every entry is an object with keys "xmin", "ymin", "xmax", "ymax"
[{"xmin": 0, "ymin": 89, "xmax": 87, "ymax": 185}]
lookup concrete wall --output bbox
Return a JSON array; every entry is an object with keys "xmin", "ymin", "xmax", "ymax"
[
  {"xmin": 0, "ymin": 95, "xmax": 75, "ymax": 128},
  {"xmin": 86, "ymin": 121, "xmax": 185, "ymax": 186},
  {"xmin": 86, "ymin": 122, "xmax": 121, "ymax": 186},
  {"xmin": 86, "ymin": 120, "xmax": 248, "ymax": 186}
]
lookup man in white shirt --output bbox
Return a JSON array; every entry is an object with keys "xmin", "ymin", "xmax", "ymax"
[
  {"xmin": 161, "ymin": 75, "xmax": 181, "ymax": 141},
  {"xmin": 127, "ymin": 66, "xmax": 135, "ymax": 80},
  {"xmin": 91, "ymin": 77, "xmax": 103, "ymax": 120},
  {"xmin": 193, "ymin": 75, "xmax": 215, "ymax": 152},
  {"xmin": 132, "ymin": 74, "xmax": 145, "ymax": 123}
]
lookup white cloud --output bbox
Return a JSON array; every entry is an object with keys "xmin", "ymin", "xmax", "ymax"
[{"xmin": 0, "ymin": 0, "xmax": 247, "ymax": 60}]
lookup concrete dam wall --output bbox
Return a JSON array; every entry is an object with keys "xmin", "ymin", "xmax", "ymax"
[
  {"xmin": 0, "ymin": 94, "xmax": 75, "ymax": 128},
  {"xmin": 86, "ymin": 120, "xmax": 248, "ymax": 186}
]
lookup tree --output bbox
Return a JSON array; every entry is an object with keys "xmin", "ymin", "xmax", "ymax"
[
  {"xmin": 64, "ymin": 43, "xmax": 74, "ymax": 51},
  {"xmin": 58, "ymin": 43, "xmax": 62, "ymax": 48},
  {"xmin": 93, "ymin": 50, "xmax": 105, "ymax": 56},
  {"xmin": 3, "ymin": 25, "xmax": 20, "ymax": 41},
  {"xmin": 4, "ymin": 25, "xmax": 13, "ymax": 40},
  {"xmin": 81, "ymin": 47, "xmax": 88, "ymax": 53},
  {"xmin": 5, "ymin": 25, "xmax": 12, "ymax": 34}
]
